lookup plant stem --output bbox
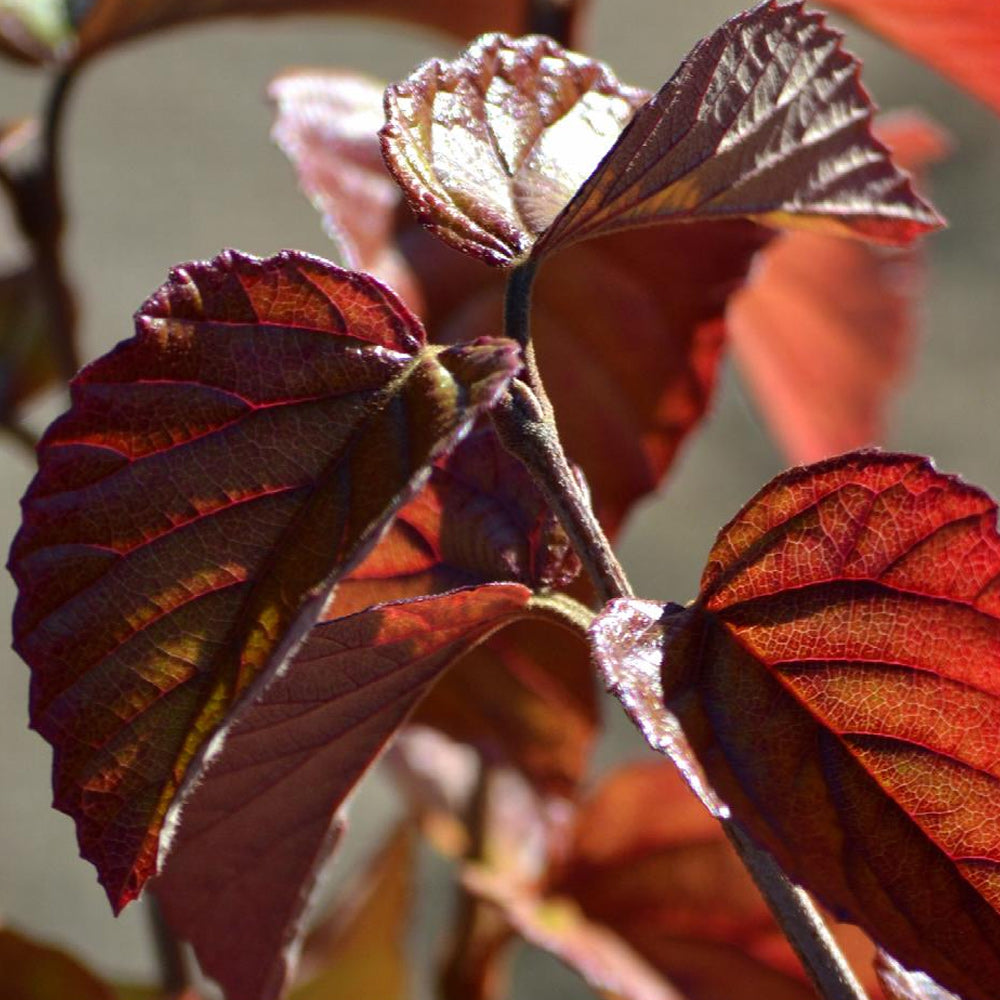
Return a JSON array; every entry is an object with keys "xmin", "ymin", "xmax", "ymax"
[
  {"xmin": 491, "ymin": 380, "xmax": 631, "ymax": 605},
  {"xmin": 148, "ymin": 891, "xmax": 192, "ymax": 997},
  {"xmin": 724, "ymin": 823, "xmax": 869, "ymax": 1000}
]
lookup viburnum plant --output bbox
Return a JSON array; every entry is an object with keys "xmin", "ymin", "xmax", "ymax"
[{"xmin": 3, "ymin": 1, "xmax": 1000, "ymax": 999}]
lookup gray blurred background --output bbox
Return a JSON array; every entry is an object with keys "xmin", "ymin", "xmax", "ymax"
[{"xmin": 1, "ymin": 2, "xmax": 998, "ymax": 994}]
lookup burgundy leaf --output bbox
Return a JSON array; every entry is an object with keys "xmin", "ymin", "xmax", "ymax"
[
  {"xmin": 9, "ymin": 249, "xmax": 519, "ymax": 911},
  {"xmin": 592, "ymin": 452, "xmax": 1000, "ymax": 1000},
  {"xmin": 153, "ymin": 584, "xmax": 532, "ymax": 1000}
]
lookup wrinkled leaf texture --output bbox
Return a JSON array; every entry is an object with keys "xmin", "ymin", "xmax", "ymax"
[
  {"xmin": 382, "ymin": 6, "xmax": 940, "ymax": 270},
  {"xmin": 0, "ymin": 0, "xmax": 585, "ymax": 66},
  {"xmin": 728, "ymin": 110, "xmax": 950, "ymax": 463},
  {"xmin": 9, "ymin": 248, "xmax": 519, "ymax": 913},
  {"xmin": 592, "ymin": 452, "xmax": 1000, "ymax": 1000},
  {"xmin": 818, "ymin": 0, "xmax": 1000, "ymax": 115}
]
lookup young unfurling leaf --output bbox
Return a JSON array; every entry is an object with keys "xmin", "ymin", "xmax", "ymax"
[
  {"xmin": 592, "ymin": 452, "xmax": 1000, "ymax": 1000},
  {"xmin": 9, "ymin": 249, "xmax": 519, "ymax": 912},
  {"xmin": 381, "ymin": 32, "xmax": 648, "ymax": 267},
  {"xmin": 382, "ymin": 4, "xmax": 942, "ymax": 269}
]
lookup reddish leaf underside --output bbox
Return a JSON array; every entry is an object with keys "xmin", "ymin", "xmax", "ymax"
[
  {"xmin": 381, "ymin": 32, "xmax": 648, "ymax": 267},
  {"xmin": 728, "ymin": 112, "xmax": 950, "ymax": 464},
  {"xmin": 153, "ymin": 584, "xmax": 532, "ymax": 1000},
  {"xmin": 324, "ymin": 423, "xmax": 596, "ymax": 795},
  {"xmin": 8, "ymin": 249, "xmax": 519, "ymax": 911},
  {"xmin": 820, "ymin": 0, "xmax": 1000, "ymax": 115},
  {"xmin": 592, "ymin": 452, "xmax": 1000, "ymax": 1000},
  {"xmin": 534, "ymin": 1, "xmax": 942, "ymax": 258}
]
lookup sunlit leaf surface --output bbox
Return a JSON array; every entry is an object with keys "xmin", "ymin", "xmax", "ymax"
[
  {"xmin": 9, "ymin": 249, "xmax": 519, "ymax": 911},
  {"xmin": 592, "ymin": 452, "xmax": 1000, "ymax": 1000}
]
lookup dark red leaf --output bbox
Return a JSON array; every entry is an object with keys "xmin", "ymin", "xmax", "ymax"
[
  {"xmin": 728, "ymin": 112, "xmax": 950, "ymax": 463},
  {"xmin": 820, "ymin": 0, "xmax": 1000, "ymax": 115},
  {"xmin": 9, "ymin": 248, "xmax": 519, "ymax": 911},
  {"xmin": 380, "ymin": 32, "xmax": 649, "ymax": 266},
  {"xmin": 154, "ymin": 584, "xmax": 531, "ymax": 1000},
  {"xmin": 536, "ymin": 2, "xmax": 942, "ymax": 257},
  {"xmin": 592, "ymin": 451, "xmax": 1000, "ymax": 1000},
  {"xmin": 330, "ymin": 424, "xmax": 580, "ymax": 614},
  {"xmin": 0, "ymin": 927, "xmax": 117, "ymax": 1000},
  {"xmin": 322, "ymin": 423, "xmax": 595, "ymax": 794},
  {"xmin": 275, "ymin": 65, "xmax": 767, "ymax": 532}
]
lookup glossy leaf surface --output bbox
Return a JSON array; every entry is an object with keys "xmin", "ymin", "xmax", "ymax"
[
  {"xmin": 381, "ymin": 32, "xmax": 648, "ymax": 266},
  {"xmin": 592, "ymin": 452, "xmax": 1000, "ymax": 1000},
  {"xmin": 155, "ymin": 585, "xmax": 529, "ymax": 1000},
  {"xmin": 0, "ymin": 0, "xmax": 573, "ymax": 66},
  {"xmin": 0, "ymin": 927, "xmax": 117, "ymax": 1000},
  {"xmin": 537, "ymin": 1, "xmax": 941, "ymax": 256},
  {"xmin": 821, "ymin": 0, "xmax": 1000, "ymax": 114},
  {"xmin": 9, "ymin": 249, "xmax": 519, "ymax": 911},
  {"xmin": 275, "ymin": 64, "xmax": 765, "ymax": 532},
  {"xmin": 728, "ymin": 112, "xmax": 948, "ymax": 463}
]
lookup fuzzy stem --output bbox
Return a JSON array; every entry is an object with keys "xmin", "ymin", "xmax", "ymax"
[
  {"xmin": 492, "ymin": 380, "xmax": 631, "ymax": 605},
  {"xmin": 725, "ymin": 823, "xmax": 869, "ymax": 1000}
]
